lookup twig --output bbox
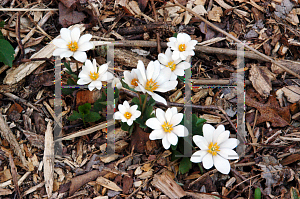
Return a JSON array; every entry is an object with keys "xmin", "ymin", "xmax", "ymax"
[
  {"xmin": 3, "ymin": 92, "xmax": 40, "ymax": 112},
  {"xmin": 0, "ymin": 112, "xmax": 28, "ymax": 169},
  {"xmin": 15, "ymin": 12, "xmax": 24, "ymax": 59},
  {"xmin": 173, "ymin": 0, "xmax": 300, "ymax": 79},
  {"xmin": 150, "ymin": 0, "xmax": 161, "ymax": 53},
  {"xmin": 0, "ymin": 8, "xmax": 59, "ymax": 11}
]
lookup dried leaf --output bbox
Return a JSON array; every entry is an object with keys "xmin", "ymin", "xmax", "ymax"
[
  {"xmin": 0, "ymin": 188, "xmax": 13, "ymax": 196},
  {"xmin": 9, "ymin": 154, "xmax": 20, "ymax": 197},
  {"xmin": 280, "ymin": 154, "xmax": 300, "ymax": 166},
  {"xmin": 130, "ymin": 125, "xmax": 149, "ymax": 153},
  {"xmin": 23, "ymin": 130, "xmax": 45, "ymax": 149},
  {"xmin": 59, "ymin": 3, "xmax": 86, "ymax": 27},
  {"xmin": 122, "ymin": 176, "xmax": 133, "ymax": 194},
  {"xmin": 208, "ymin": 6, "xmax": 223, "ymax": 22},
  {"xmin": 279, "ymin": 85, "xmax": 300, "ymax": 104},
  {"xmin": 245, "ymin": 94, "xmax": 290, "ymax": 127}
]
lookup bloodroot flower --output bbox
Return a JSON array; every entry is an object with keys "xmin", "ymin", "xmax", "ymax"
[
  {"xmin": 190, "ymin": 124, "xmax": 239, "ymax": 174},
  {"xmin": 167, "ymin": 33, "xmax": 197, "ymax": 60},
  {"xmin": 123, "ymin": 69, "xmax": 139, "ymax": 89},
  {"xmin": 135, "ymin": 60, "xmax": 178, "ymax": 105},
  {"xmin": 114, "ymin": 101, "xmax": 141, "ymax": 126},
  {"xmin": 158, "ymin": 48, "xmax": 191, "ymax": 80},
  {"xmin": 77, "ymin": 59, "xmax": 113, "ymax": 91},
  {"xmin": 146, "ymin": 107, "xmax": 188, "ymax": 149},
  {"xmin": 52, "ymin": 27, "xmax": 93, "ymax": 62}
]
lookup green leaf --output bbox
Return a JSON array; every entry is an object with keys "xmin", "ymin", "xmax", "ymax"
[
  {"xmin": 121, "ymin": 80, "xmax": 137, "ymax": 93},
  {"xmin": 94, "ymin": 91, "xmax": 107, "ymax": 112},
  {"xmin": 78, "ymin": 103, "xmax": 91, "ymax": 115},
  {"xmin": 68, "ymin": 111, "xmax": 82, "ymax": 121},
  {"xmin": 128, "ymin": 124, "xmax": 134, "ymax": 135},
  {"xmin": 171, "ymin": 150, "xmax": 182, "ymax": 161},
  {"xmin": 254, "ymin": 188, "xmax": 262, "ymax": 199},
  {"xmin": 62, "ymin": 78, "xmax": 78, "ymax": 95},
  {"xmin": 84, "ymin": 112, "xmax": 101, "ymax": 123},
  {"xmin": 179, "ymin": 157, "xmax": 192, "ymax": 174},
  {"xmin": 0, "ymin": 39, "xmax": 15, "ymax": 67},
  {"xmin": 291, "ymin": 187, "xmax": 299, "ymax": 199},
  {"xmin": 178, "ymin": 76, "xmax": 185, "ymax": 82},
  {"xmin": 0, "ymin": 21, "xmax": 4, "ymax": 27}
]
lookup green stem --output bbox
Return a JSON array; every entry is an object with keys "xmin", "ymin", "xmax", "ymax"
[
  {"xmin": 142, "ymin": 93, "xmax": 148, "ymax": 115},
  {"xmin": 138, "ymin": 93, "xmax": 142, "ymax": 107},
  {"xmin": 76, "ymin": 60, "xmax": 79, "ymax": 77},
  {"xmin": 197, "ymin": 163, "xmax": 204, "ymax": 174}
]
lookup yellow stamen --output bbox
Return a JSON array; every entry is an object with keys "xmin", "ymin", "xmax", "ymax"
[
  {"xmin": 145, "ymin": 79, "xmax": 159, "ymax": 92},
  {"xmin": 162, "ymin": 122, "xmax": 173, "ymax": 133},
  {"xmin": 89, "ymin": 71, "xmax": 99, "ymax": 81},
  {"xmin": 131, "ymin": 78, "xmax": 138, "ymax": 87},
  {"xmin": 207, "ymin": 142, "xmax": 220, "ymax": 156},
  {"xmin": 124, "ymin": 112, "xmax": 132, "ymax": 119},
  {"xmin": 167, "ymin": 61, "xmax": 176, "ymax": 71},
  {"xmin": 67, "ymin": 41, "xmax": 78, "ymax": 52},
  {"xmin": 178, "ymin": 44, "xmax": 186, "ymax": 52}
]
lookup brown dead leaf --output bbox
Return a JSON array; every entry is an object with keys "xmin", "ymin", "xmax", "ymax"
[
  {"xmin": 249, "ymin": 64, "xmax": 276, "ymax": 98},
  {"xmin": 245, "ymin": 93, "xmax": 290, "ymax": 127},
  {"xmin": 138, "ymin": 0, "xmax": 148, "ymax": 12},
  {"xmin": 0, "ymin": 169, "xmax": 12, "ymax": 183},
  {"xmin": 130, "ymin": 125, "xmax": 149, "ymax": 153},
  {"xmin": 122, "ymin": 176, "xmax": 133, "ymax": 194},
  {"xmin": 280, "ymin": 85, "xmax": 300, "ymax": 103},
  {"xmin": 60, "ymin": 0, "xmax": 78, "ymax": 9},
  {"xmin": 59, "ymin": 3, "xmax": 86, "ymax": 28},
  {"xmin": 76, "ymin": 90, "xmax": 102, "ymax": 108},
  {"xmin": 96, "ymin": 177, "xmax": 122, "ymax": 192},
  {"xmin": 208, "ymin": 6, "xmax": 223, "ymax": 22},
  {"xmin": 0, "ymin": 188, "xmax": 13, "ymax": 196}
]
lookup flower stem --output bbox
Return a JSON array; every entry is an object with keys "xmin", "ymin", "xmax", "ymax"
[
  {"xmin": 142, "ymin": 93, "xmax": 148, "ymax": 115},
  {"xmin": 138, "ymin": 93, "xmax": 142, "ymax": 107},
  {"xmin": 76, "ymin": 60, "xmax": 79, "ymax": 77}
]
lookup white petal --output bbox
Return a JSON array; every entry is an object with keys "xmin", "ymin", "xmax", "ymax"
[
  {"xmin": 186, "ymin": 40, "xmax": 197, "ymax": 50},
  {"xmin": 193, "ymin": 135, "xmax": 209, "ymax": 150},
  {"xmin": 146, "ymin": 118, "xmax": 162, "ymax": 130},
  {"xmin": 203, "ymin": 124, "xmax": 215, "ymax": 143},
  {"xmin": 94, "ymin": 81, "xmax": 103, "ymax": 90},
  {"xmin": 132, "ymin": 110, "xmax": 141, "ymax": 119},
  {"xmin": 179, "ymin": 52, "xmax": 187, "ymax": 60},
  {"xmin": 176, "ymin": 61, "xmax": 190, "ymax": 70},
  {"xmin": 100, "ymin": 72, "xmax": 113, "ymax": 81},
  {"xmin": 212, "ymin": 125, "xmax": 225, "ymax": 143},
  {"xmin": 155, "ymin": 68, "xmax": 172, "ymax": 85},
  {"xmin": 162, "ymin": 136, "xmax": 171, "ymax": 149},
  {"xmin": 165, "ymin": 48, "xmax": 173, "ymax": 60},
  {"xmin": 129, "ymin": 104, "xmax": 137, "ymax": 112},
  {"xmin": 123, "ymin": 71, "xmax": 133, "ymax": 86},
  {"xmin": 172, "ymin": 68, "xmax": 184, "ymax": 77},
  {"xmin": 118, "ymin": 104, "xmax": 126, "ymax": 114},
  {"xmin": 137, "ymin": 60, "xmax": 146, "ymax": 83},
  {"xmin": 158, "ymin": 53, "xmax": 169, "ymax": 65},
  {"xmin": 77, "ymin": 42, "xmax": 93, "ymax": 52},
  {"xmin": 53, "ymin": 48, "xmax": 69, "ymax": 56},
  {"xmin": 152, "ymin": 60, "xmax": 162, "ymax": 80},
  {"xmin": 88, "ymin": 82, "xmax": 95, "ymax": 91},
  {"xmin": 165, "ymin": 108, "xmax": 173, "ymax": 123},
  {"xmin": 213, "ymin": 155, "xmax": 231, "ymax": 174},
  {"xmin": 169, "ymin": 73, "xmax": 178, "ymax": 81},
  {"xmin": 127, "ymin": 119, "xmax": 133, "ymax": 126},
  {"xmin": 77, "ymin": 78, "xmax": 91, "ymax": 85},
  {"xmin": 177, "ymin": 33, "xmax": 189, "ymax": 44},
  {"xmin": 218, "ymin": 149, "xmax": 239, "ymax": 160},
  {"xmin": 156, "ymin": 108, "xmax": 166, "ymax": 124},
  {"xmin": 216, "ymin": 130, "xmax": 230, "ymax": 145},
  {"xmin": 123, "ymin": 101, "xmax": 130, "ymax": 109},
  {"xmin": 172, "ymin": 50, "xmax": 180, "ymax": 61},
  {"xmin": 78, "ymin": 34, "xmax": 92, "ymax": 46},
  {"xmin": 52, "ymin": 39, "xmax": 68, "ymax": 48},
  {"xmin": 219, "ymin": 138, "xmax": 239, "ymax": 149},
  {"xmin": 202, "ymin": 153, "xmax": 213, "ymax": 170},
  {"xmin": 172, "ymin": 125, "xmax": 188, "ymax": 137},
  {"xmin": 114, "ymin": 112, "xmax": 123, "ymax": 120},
  {"xmin": 60, "ymin": 50, "xmax": 73, "ymax": 58},
  {"xmin": 167, "ymin": 132, "xmax": 178, "ymax": 146},
  {"xmin": 170, "ymin": 113, "xmax": 183, "ymax": 126},
  {"xmin": 183, "ymin": 50, "xmax": 194, "ymax": 57},
  {"xmin": 170, "ymin": 107, "xmax": 178, "ymax": 115},
  {"xmin": 155, "ymin": 81, "xmax": 177, "ymax": 92},
  {"xmin": 71, "ymin": 27, "xmax": 80, "ymax": 42},
  {"xmin": 146, "ymin": 61, "xmax": 155, "ymax": 79},
  {"xmin": 190, "ymin": 150, "xmax": 208, "ymax": 163},
  {"xmin": 73, "ymin": 51, "xmax": 87, "ymax": 62},
  {"xmin": 151, "ymin": 93, "xmax": 167, "ymax": 105},
  {"xmin": 83, "ymin": 59, "xmax": 94, "ymax": 73},
  {"xmin": 149, "ymin": 129, "xmax": 165, "ymax": 140},
  {"xmin": 60, "ymin": 28, "xmax": 71, "ymax": 43}
]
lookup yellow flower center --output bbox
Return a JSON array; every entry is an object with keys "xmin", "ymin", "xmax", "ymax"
[
  {"xmin": 131, "ymin": 78, "xmax": 138, "ymax": 87},
  {"xmin": 208, "ymin": 142, "xmax": 220, "ymax": 156},
  {"xmin": 145, "ymin": 79, "xmax": 159, "ymax": 92},
  {"xmin": 67, "ymin": 41, "xmax": 78, "ymax": 52},
  {"xmin": 89, "ymin": 71, "xmax": 99, "ymax": 81},
  {"xmin": 167, "ymin": 61, "xmax": 176, "ymax": 71},
  {"xmin": 178, "ymin": 44, "xmax": 186, "ymax": 52},
  {"xmin": 162, "ymin": 122, "xmax": 173, "ymax": 133},
  {"xmin": 124, "ymin": 112, "xmax": 132, "ymax": 119}
]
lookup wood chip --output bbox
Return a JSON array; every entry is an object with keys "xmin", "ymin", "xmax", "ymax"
[{"xmin": 96, "ymin": 177, "xmax": 122, "ymax": 192}]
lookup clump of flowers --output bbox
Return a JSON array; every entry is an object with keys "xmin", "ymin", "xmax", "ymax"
[{"xmin": 54, "ymin": 28, "xmax": 240, "ymax": 176}]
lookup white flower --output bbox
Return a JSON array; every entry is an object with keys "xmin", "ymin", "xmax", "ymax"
[
  {"xmin": 167, "ymin": 33, "xmax": 197, "ymax": 60},
  {"xmin": 146, "ymin": 107, "xmax": 188, "ymax": 149},
  {"xmin": 114, "ymin": 101, "xmax": 141, "ymax": 126},
  {"xmin": 77, "ymin": 59, "xmax": 113, "ymax": 91},
  {"xmin": 123, "ymin": 69, "xmax": 139, "ymax": 89},
  {"xmin": 158, "ymin": 48, "xmax": 191, "ymax": 80},
  {"xmin": 52, "ymin": 27, "xmax": 93, "ymax": 62},
  {"xmin": 190, "ymin": 124, "xmax": 239, "ymax": 174},
  {"xmin": 112, "ymin": 77, "xmax": 122, "ymax": 89},
  {"xmin": 135, "ymin": 60, "xmax": 178, "ymax": 105}
]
